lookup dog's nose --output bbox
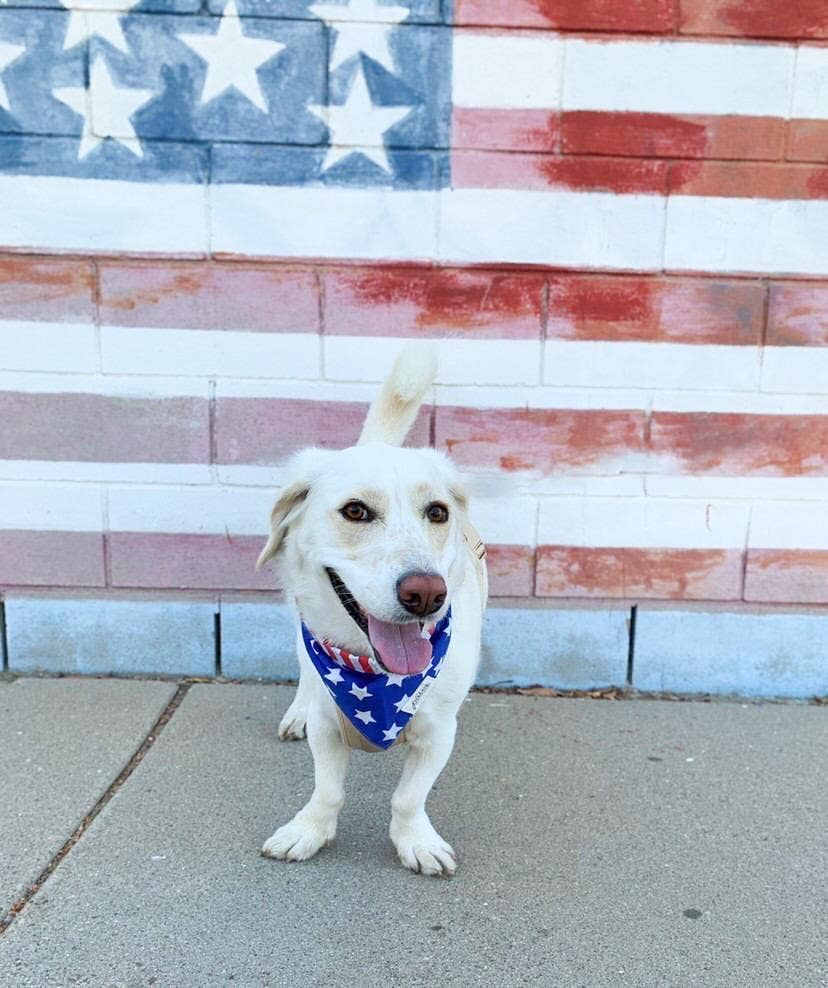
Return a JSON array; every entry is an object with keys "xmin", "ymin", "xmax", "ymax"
[{"xmin": 396, "ymin": 572, "xmax": 447, "ymax": 617}]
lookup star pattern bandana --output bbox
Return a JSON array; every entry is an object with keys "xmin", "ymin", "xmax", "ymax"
[{"xmin": 300, "ymin": 608, "xmax": 452, "ymax": 750}]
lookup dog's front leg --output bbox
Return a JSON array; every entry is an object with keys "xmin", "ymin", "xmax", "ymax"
[
  {"xmin": 262, "ymin": 702, "xmax": 349, "ymax": 862},
  {"xmin": 277, "ymin": 629, "xmax": 314, "ymax": 741},
  {"xmin": 390, "ymin": 712, "xmax": 457, "ymax": 877}
]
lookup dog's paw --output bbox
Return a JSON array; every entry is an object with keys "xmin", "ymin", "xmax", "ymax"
[
  {"xmin": 277, "ymin": 706, "xmax": 307, "ymax": 741},
  {"xmin": 261, "ymin": 817, "xmax": 332, "ymax": 862},
  {"xmin": 391, "ymin": 822, "xmax": 456, "ymax": 877}
]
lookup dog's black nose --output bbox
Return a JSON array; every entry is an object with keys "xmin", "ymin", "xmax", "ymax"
[{"xmin": 396, "ymin": 572, "xmax": 447, "ymax": 617}]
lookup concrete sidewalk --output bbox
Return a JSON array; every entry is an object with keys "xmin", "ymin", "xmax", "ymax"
[{"xmin": 0, "ymin": 678, "xmax": 825, "ymax": 987}]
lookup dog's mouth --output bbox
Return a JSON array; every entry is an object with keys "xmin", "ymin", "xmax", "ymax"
[{"xmin": 325, "ymin": 568, "xmax": 434, "ymax": 676}]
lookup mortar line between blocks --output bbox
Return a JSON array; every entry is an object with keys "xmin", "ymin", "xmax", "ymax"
[
  {"xmin": 0, "ymin": 682, "xmax": 192, "ymax": 937},
  {"xmin": 626, "ymin": 604, "xmax": 638, "ymax": 687},
  {"xmin": 0, "ymin": 598, "xmax": 8, "ymax": 672}
]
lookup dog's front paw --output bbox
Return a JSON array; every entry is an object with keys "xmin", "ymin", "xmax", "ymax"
[
  {"xmin": 277, "ymin": 705, "xmax": 307, "ymax": 741},
  {"xmin": 262, "ymin": 816, "xmax": 332, "ymax": 862},
  {"xmin": 391, "ymin": 821, "xmax": 456, "ymax": 877}
]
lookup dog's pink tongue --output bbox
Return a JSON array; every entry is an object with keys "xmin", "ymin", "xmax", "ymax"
[{"xmin": 367, "ymin": 616, "xmax": 432, "ymax": 676}]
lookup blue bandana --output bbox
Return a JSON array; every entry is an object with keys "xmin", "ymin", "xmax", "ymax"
[{"xmin": 300, "ymin": 608, "xmax": 452, "ymax": 750}]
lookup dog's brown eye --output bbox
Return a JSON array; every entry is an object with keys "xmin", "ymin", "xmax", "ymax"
[
  {"xmin": 340, "ymin": 500, "xmax": 374, "ymax": 523},
  {"xmin": 426, "ymin": 502, "xmax": 449, "ymax": 524}
]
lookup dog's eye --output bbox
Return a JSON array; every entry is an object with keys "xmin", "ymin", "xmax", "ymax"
[
  {"xmin": 426, "ymin": 502, "xmax": 449, "ymax": 524},
  {"xmin": 340, "ymin": 500, "xmax": 374, "ymax": 523}
]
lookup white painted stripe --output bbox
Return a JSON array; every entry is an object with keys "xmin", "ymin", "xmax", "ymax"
[
  {"xmin": 107, "ymin": 485, "xmax": 274, "ymax": 535},
  {"xmin": 4, "ymin": 460, "xmax": 826, "ymax": 506},
  {"xmin": 0, "ymin": 176, "xmax": 207, "ymax": 254},
  {"xmin": 324, "ymin": 336, "xmax": 542, "ymax": 386},
  {"xmin": 435, "ymin": 384, "xmax": 652, "ymax": 411},
  {"xmin": 792, "ymin": 46, "xmax": 828, "ymax": 121},
  {"xmin": 650, "ymin": 391, "xmax": 828, "ymax": 415},
  {"xmin": 563, "ymin": 38, "xmax": 795, "ymax": 117},
  {"xmin": 544, "ymin": 340, "xmax": 760, "ymax": 392},
  {"xmin": 750, "ymin": 502, "xmax": 828, "ymax": 550},
  {"xmin": 0, "ymin": 372, "xmax": 209, "ymax": 398},
  {"xmin": 665, "ymin": 196, "xmax": 828, "ymax": 277},
  {"xmin": 209, "ymin": 184, "xmax": 438, "ymax": 260},
  {"xmin": 760, "ymin": 347, "xmax": 828, "ymax": 396},
  {"xmin": 645, "ymin": 475, "xmax": 828, "ymax": 502},
  {"xmin": 0, "ymin": 460, "xmax": 215, "ymax": 485},
  {"xmin": 4, "ymin": 178, "xmax": 828, "ymax": 276},
  {"xmin": 453, "ymin": 32, "xmax": 564, "ymax": 108},
  {"xmin": 537, "ymin": 498, "xmax": 749, "ymax": 549},
  {"xmin": 101, "ymin": 327, "xmax": 321, "ymax": 379},
  {"xmin": 468, "ymin": 495, "xmax": 537, "ymax": 545},
  {"xmin": 0, "ymin": 483, "xmax": 103, "ymax": 531},
  {"xmin": 438, "ymin": 189, "xmax": 665, "ymax": 269},
  {"xmin": 0, "ymin": 321, "xmax": 98, "ymax": 374}
]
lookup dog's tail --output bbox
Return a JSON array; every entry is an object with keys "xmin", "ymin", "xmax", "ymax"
[{"xmin": 358, "ymin": 344, "xmax": 437, "ymax": 446}]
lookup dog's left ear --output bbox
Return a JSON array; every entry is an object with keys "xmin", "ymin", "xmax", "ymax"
[{"xmin": 256, "ymin": 448, "xmax": 328, "ymax": 569}]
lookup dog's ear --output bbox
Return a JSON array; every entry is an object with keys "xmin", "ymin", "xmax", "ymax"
[{"xmin": 256, "ymin": 449, "xmax": 328, "ymax": 569}]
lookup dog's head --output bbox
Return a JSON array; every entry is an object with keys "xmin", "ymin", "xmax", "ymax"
[{"xmin": 257, "ymin": 441, "xmax": 470, "ymax": 675}]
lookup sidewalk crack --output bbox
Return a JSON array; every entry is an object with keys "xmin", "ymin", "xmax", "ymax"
[{"xmin": 0, "ymin": 682, "xmax": 192, "ymax": 936}]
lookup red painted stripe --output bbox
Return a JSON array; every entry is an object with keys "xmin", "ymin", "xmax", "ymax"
[
  {"xmin": 2, "ymin": 532, "xmax": 532, "ymax": 598},
  {"xmin": 487, "ymin": 545, "xmax": 535, "ymax": 597},
  {"xmin": 788, "ymin": 120, "xmax": 828, "ymax": 164},
  {"xmin": 0, "ymin": 257, "xmax": 95, "ymax": 324},
  {"xmin": 547, "ymin": 274, "xmax": 764, "ymax": 345},
  {"xmin": 536, "ymin": 546, "xmax": 743, "ymax": 599},
  {"xmin": 452, "ymin": 150, "xmax": 828, "ymax": 200},
  {"xmin": 453, "ymin": 108, "xmax": 560, "ymax": 152},
  {"xmin": 98, "ymin": 262, "xmax": 319, "ymax": 332},
  {"xmin": 650, "ymin": 413, "xmax": 828, "ymax": 477},
  {"xmin": 679, "ymin": 0, "xmax": 828, "ymax": 40},
  {"xmin": 452, "ymin": 150, "xmax": 668, "ymax": 194},
  {"xmin": 436, "ymin": 406, "xmax": 646, "ymax": 473},
  {"xmin": 108, "ymin": 533, "xmax": 276, "ymax": 591},
  {"xmin": 0, "ymin": 530, "xmax": 105, "ymax": 588},
  {"xmin": 216, "ymin": 397, "xmax": 431, "ymax": 465},
  {"xmin": 767, "ymin": 283, "xmax": 828, "ymax": 346},
  {"xmin": 744, "ymin": 549, "xmax": 828, "ymax": 604},
  {"xmin": 0, "ymin": 392, "xmax": 210, "ymax": 463},
  {"xmin": 322, "ymin": 267, "xmax": 544, "ymax": 340},
  {"xmin": 454, "ymin": 0, "xmax": 675, "ymax": 33},
  {"xmin": 668, "ymin": 161, "xmax": 828, "ymax": 200},
  {"xmin": 560, "ymin": 111, "xmax": 786, "ymax": 162}
]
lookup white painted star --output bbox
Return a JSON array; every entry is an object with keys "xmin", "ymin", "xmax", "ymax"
[
  {"xmin": 382, "ymin": 722, "xmax": 403, "ymax": 742},
  {"xmin": 59, "ymin": 0, "xmax": 141, "ymax": 54},
  {"xmin": 309, "ymin": 63, "xmax": 413, "ymax": 173},
  {"xmin": 310, "ymin": 0, "xmax": 409, "ymax": 72},
  {"xmin": 349, "ymin": 683, "xmax": 372, "ymax": 701},
  {"xmin": 178, "ymin": 0, "xmax": 286, "ymax": 113},
  {"xmin": 354, "ymin": 709, "xmax": 376, "ymax": 725},
  {"xmin": 0, "ymin": 41, "xmax": 25, "ymax": 113},
  {"xmin": 53, "ymin": 55, "xmax": 153, "ymax": 160},
  {"xmin": 324, "ymin": 667, "xmax": 344, "ymax": 684},
  {"xmin": 384, "ymin": 672, "xmax": 406, "ymax": 688}
]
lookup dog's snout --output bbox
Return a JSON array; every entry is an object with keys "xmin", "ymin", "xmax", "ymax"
[{"xmin": 396, "ymin": 572, "xmax": 447, "ymax": 617}]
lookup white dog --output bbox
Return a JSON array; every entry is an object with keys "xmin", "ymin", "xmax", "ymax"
[{"xmin": 257, "ymin": 346, "xmax": 487, "ymax": 877}]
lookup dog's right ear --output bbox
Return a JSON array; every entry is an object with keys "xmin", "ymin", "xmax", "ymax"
[{"xmin": 256, "ymin": 448, "xmax": 328, "ymax": 569}]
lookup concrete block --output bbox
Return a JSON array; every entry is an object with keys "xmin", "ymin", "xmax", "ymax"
[
  {"xmin": 633, "ymin": 607, "xmax": 828, "ymax": 698},
  {"xmin": 5, "ymin": 596, "xmax": 217, "ymax": 676},
  {"xmin": 478, "ymin": 603, "xmax": 630, "ymax": 689},
  {"xmin": 219, "ymin": 599, "xmax": 297, "ymax": 679}
]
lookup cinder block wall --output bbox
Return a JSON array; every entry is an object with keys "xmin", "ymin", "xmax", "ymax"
[{"xmin": 1, "ymin": 1, "xmax": 826, "ymax": 695}]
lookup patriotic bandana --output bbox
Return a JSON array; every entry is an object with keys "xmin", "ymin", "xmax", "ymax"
[{"xmin": 300, "ymin": 608, "xmax": 452, "ymax": 750}]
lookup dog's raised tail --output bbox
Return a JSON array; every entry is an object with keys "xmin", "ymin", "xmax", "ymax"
[{"xmin": 358, "ymin": 344, "xmax": 437, "ymax": 446}]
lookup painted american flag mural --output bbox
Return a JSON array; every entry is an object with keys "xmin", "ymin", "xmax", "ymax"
[{"xmin": 1, "ymin": 0, "xmax": 827, "ymax": 619}]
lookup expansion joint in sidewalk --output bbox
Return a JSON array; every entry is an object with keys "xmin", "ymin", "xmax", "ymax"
[{"xmin": 0, "ymin": 682, "xmax": 192, "ymax": 936}]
